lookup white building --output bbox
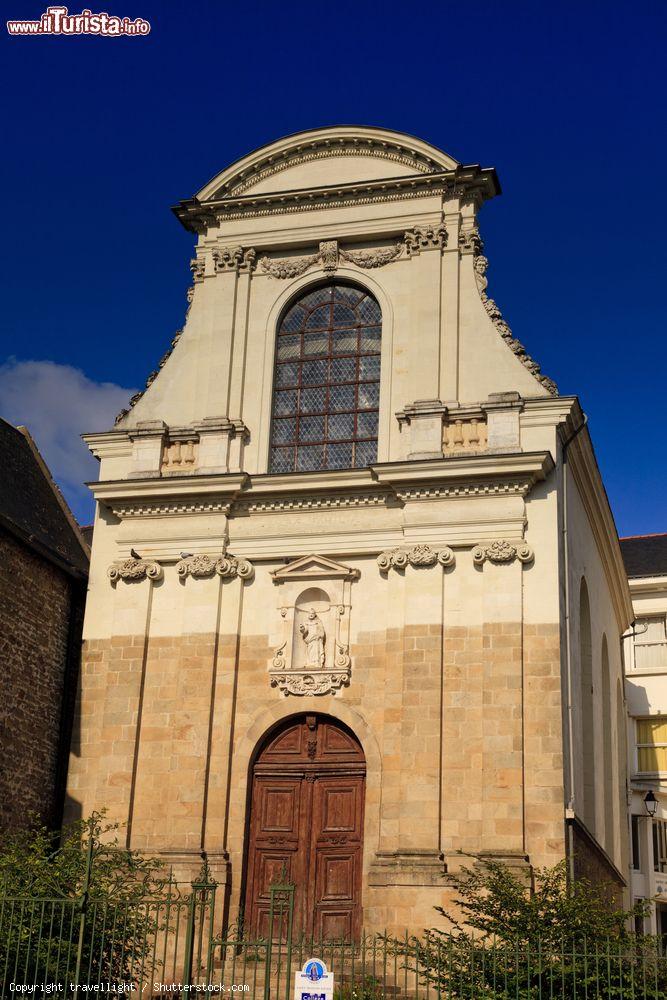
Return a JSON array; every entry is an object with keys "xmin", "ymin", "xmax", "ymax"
[
  {"xmin": 622, "ymin": 534, "xmax": 667, "ymax": 938},
  {"xmin": 66, "ymin": 126, "xmax": 633, "ymax": 935}
]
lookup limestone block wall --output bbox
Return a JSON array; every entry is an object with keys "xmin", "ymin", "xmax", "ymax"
[{"xmin": 67, "ymin": 525, "xmax": 569, "ymax": 933}]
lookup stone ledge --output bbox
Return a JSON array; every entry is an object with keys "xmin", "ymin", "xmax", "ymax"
[{"xmin": 369, "ymin": 850, "xmax": 447, "ymax": 886}]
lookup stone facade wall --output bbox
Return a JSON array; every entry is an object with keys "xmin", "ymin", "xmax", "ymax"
[
  {"xmin": 67, "ymin": 583, "xmax": 568, "ymax": 933},
  {"xmin": 0, "ymin": 529, "xmax": 80, "ymax": 831}
]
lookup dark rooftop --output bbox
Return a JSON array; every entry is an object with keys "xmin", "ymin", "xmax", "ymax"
[
  {"xmin": 619, "ymin": 534, "xmax": 667, "ymax": 580},
  {"xmin": 0, "ymin": 418, "xmax": 89, "ymax": 576}
]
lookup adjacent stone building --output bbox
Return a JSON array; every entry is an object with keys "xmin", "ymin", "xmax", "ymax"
[
  {"xmin": 67, "ymin": 126, "xmax": 632, "ymax": 935},
  {"xmin": 0, "ymin": 418, "xmax": 89, "ymax": 832},
  {"xmin": 621, "ymin": 533, "xmax": 667, "ymax": 938}
]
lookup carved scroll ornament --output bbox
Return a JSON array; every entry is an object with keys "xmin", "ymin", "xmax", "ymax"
[
  {"xmin": 472, "ymin": 540, "xmax": 534, "ymax": 566},
  {"xmin": 377, "ymin": 544, "xmax": 455, "ymax": 573},
  {"xmin": 107, "ymin": 558, "xmax": 163, "ymax": 584},
  {"xmin": 175, "ymin": 552, "xmax": 254, "ymax": 581},
  {"xmin": 459, "ymin": 227, "xmax": 558, "ymax": 396},
  {"xmin": 403, "ymin": 225, "xmax": 448, "ymax": 256},
  {"xmin": 212, "ymin": 246, "xmax": 257, "ymax": 273},
  {"xmin": 270, "ymin": 669, "xmax": 350, "ymax": 697}
]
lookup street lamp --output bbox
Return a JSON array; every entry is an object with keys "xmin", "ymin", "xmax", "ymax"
[{"xmin": 644, "ymin": 790, "xmax": 658, "ymax": 817}]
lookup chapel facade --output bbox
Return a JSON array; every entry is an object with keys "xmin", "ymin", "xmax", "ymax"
[{"xmin": 67, "ymin": 126, "xmax": 632, "ymax": 935}]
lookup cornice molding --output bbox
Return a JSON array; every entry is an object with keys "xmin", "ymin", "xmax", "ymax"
[
  {"xmin": 234, "ymin": 491, "xmax": 390, "ymax": 514},
  {"xmin": 371, "ymin": 452, "xmax": 554, "ymax": 494},
  {"xmin": 174, "ymin": 167, "xmax": 498, "ymax": 233},
  {"xmin": 627, "ymin": 575, "xmax": 667, "ymax": 596},
  {"xmin": 91, "ymin": 452, "xmax": 553, "ymax": 520},
  {"xmin": 90, "ymin": 472, "xmax": 247, "ymax": 519}
]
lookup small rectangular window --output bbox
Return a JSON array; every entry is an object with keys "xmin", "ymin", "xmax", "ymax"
[
  {"xmin": 634, "ymin": 903, "xmax": 645, "ymax": 937},
  {"xmin": 633, "ymin": 616, "xmax": 667, "ymax": 672},
  {"xmin": 636, "ymin": 718, "xmax": 667, "ymax": 773},
  {"xmin": 654, "ymin": 819, "xmax": 667, "ymax": 874},
  {"xmin": 632, "ymin": 814, "xmax": 642, "ymax": 871}
]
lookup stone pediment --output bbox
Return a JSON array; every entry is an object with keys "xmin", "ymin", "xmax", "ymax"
[
  {"xmin": 271, "ymin": 554, "xmax": 360, "ymax": 583},
  {"xmin": 195, "ymin": 126, "xmax": 460, "ymax": 202}
]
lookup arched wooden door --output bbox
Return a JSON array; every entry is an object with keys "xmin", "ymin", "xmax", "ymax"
[{"xmin": 244, "ymin": 714, "xmax": 365, "ymax": 940}]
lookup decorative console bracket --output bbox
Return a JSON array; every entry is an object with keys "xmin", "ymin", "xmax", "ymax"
[
  {"xmin": 175, "ymin": 550, "xmax": 254, "ymax": 581},
  {"xmin": 377, "ymin": 544, "xmax": 455, "ymax": 572},
  {"xmin": 472, "ymin": 540, "xmax": 534, "ymax": 566},
  {"xmin": 108, "ymin": 557, "xmax": 163, "ymax": 585},
  {"xmin": 268, "ymin": 554, "xmax": 359, "ymax": 696}
]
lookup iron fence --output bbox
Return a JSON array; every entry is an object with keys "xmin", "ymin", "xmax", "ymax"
[{"xmin": 2, "ymin": 836, "xmax": 667, "ymax": 998}]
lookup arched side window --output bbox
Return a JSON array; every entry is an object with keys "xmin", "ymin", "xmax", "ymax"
[
  {"xmin": 601, "ymin": 635, "xmax": 614, "ymax": 853},
  {"xmin": 579, "ymin": 578, "xmax": 596, "ymax": 834},
  {"xmin": 268, "ymin": 283, "xmax": 381, "ymax": 473}
]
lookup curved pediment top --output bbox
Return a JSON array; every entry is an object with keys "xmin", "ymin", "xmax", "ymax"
[{"xmin": 196, "ymin": 126, "xmax": 461, "ymax": 202}]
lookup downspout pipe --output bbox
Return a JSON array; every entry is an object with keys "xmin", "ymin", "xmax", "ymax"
[{"xmin": 560, "ymin": 412, "xmax": 588, "ymax": 884}]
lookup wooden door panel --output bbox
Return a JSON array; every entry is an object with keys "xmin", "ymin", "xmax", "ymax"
[
  {"xmin": 245, "ymin": 716, "xmax": 365, "ymax": 940},
  {"xmin": 320, "ymin": 785, "xmax": 360, "ymax": 834},
  {"xmin": 320, "ymin": 722, "xmax": 364, "ymax": 762},
  {"xmin": 245, "ymin": 776, "xmax": 304, "ymax": 936},
  {"xmin": 260, "ymin": 785, "xmax": 301, "ymax": 834},
  {"xmin": 311, "ymin": 774, "xmax": 364, "ymax": 939},
  {"xmin": 316, "ymin": 850, "xmax": 356, "ymax": 900},
  {"xmin": 254, "ymin": 850, "xmax": 298, "ymax": 896},
  {"xmin": 318, "ymin": 908, "xmax": 353, "ymax": 941}
]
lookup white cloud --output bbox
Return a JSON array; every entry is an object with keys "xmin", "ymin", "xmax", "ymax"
[{"xmin": 0, "ymin": 359, "xmax": 135, "ymax": 524}]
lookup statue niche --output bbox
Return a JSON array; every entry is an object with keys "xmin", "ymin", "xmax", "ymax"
[
  {"xmin": 268, "ymin": 554, "xmax": 358, "ymax": 696},
  {"xmin": 294, "ymin": 590, "xmax": 329, "ymax": 671}
]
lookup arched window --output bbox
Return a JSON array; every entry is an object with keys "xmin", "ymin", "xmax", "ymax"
[
  {"xmin": 268, "ymin": 283, "xmax": 381, "ymax": 473},
  {"xmin": 579, "ymin": 578, "xmax": 596, "ymax": 833},
  {"xmin": 601, "ymin": 635, "xmax": 614, "ymax": 853}
]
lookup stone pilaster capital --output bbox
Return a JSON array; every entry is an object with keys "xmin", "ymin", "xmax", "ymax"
[{"xmin": 107, "ymin": 557, "xmax": 163, "ymax": 585}]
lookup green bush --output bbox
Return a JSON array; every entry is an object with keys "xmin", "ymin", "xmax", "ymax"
[
  {"xmin": 0, "ymin": 811, "xmax": 170, "ymax": 987},
  {"xmin": 387, "ymin": 858, "xmax": 667, "ymax": 999}
]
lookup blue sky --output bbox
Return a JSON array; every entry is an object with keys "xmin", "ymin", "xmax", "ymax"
[{"xmin": 0, "ymin": 0, "xmax": 665, "ymax": 532}]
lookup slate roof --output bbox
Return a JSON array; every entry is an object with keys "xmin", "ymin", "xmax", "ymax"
[
  {"xmin": 619, "ymin": 534, "xmax": 667, "ymax": 580},
  {"xmin": 0, "ymin": 417, "xmax": 89, "ymax": 576}
]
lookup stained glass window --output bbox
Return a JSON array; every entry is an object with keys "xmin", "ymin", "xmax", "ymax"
[{"xmin": 268, "ymin": 284, "xmax": 382, "ymax": 473}]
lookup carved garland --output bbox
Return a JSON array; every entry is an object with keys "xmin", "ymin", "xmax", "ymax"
[
  {"xmin": 259, "ymin": 227, "xmax": 446, "ymax": 279},
  {"xmin": 377, "ymin": 544, "xmax": 455, "ymax": 573},
  {"xmin": 176, "ymin": 552, "xmax": 254, "ymax": 581},
  {"xmin": 471, "ymin": 540, "xmax": 534, "ymax": 566},
  {"xmin": 459, "ymin": 227, "xmax": 558, "ymax": 396},
  {"xmin": 259, "ymin": 238, "xmax": 405, "ymax": 278},
  {"xmin": 107, "ymin": 558, "xmax": 163, "ymax": 584}
]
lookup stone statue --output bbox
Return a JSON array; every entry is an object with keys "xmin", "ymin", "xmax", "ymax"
[{"xmin": 299, "ymin": 609, "xmax": 326, "ymax": 668}]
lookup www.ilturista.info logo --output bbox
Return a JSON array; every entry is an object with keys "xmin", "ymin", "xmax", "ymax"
[{"xmin": 7, "ymin": 5, "xmax": 151, "ymax": 35}]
